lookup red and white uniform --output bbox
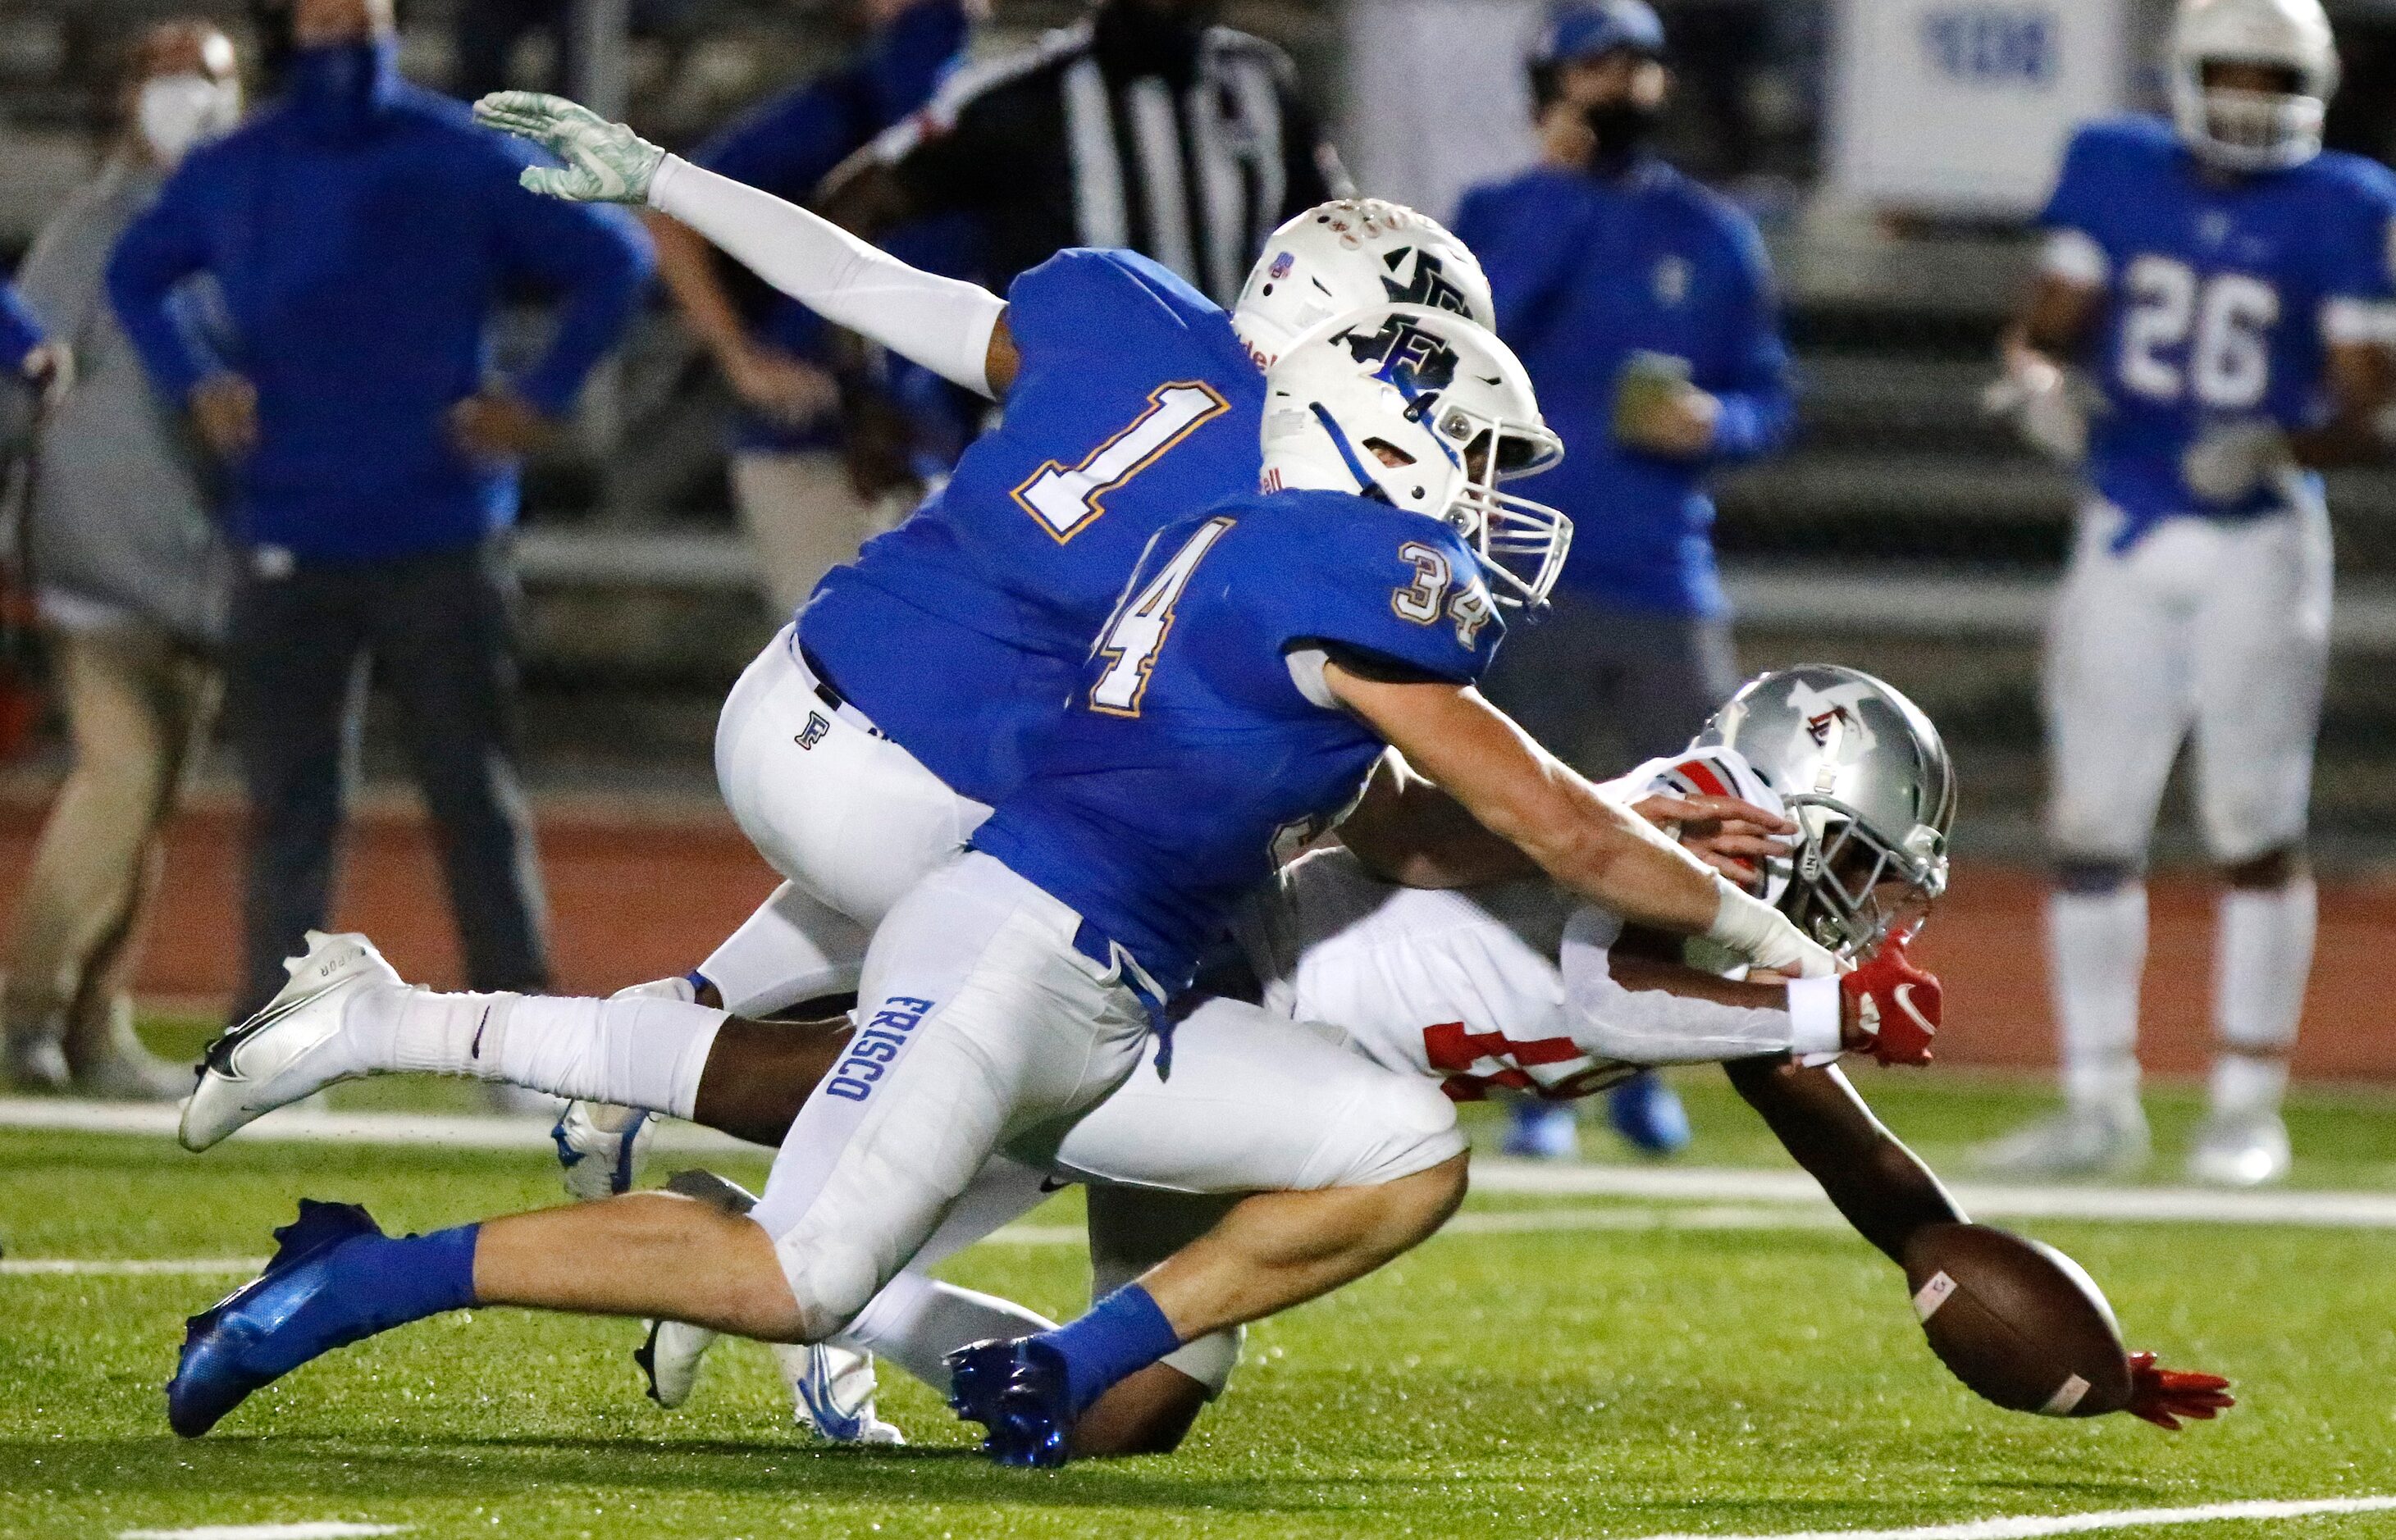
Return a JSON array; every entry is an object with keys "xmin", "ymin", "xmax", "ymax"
[{"xmin": 1235, "ymin": 746, "xmax": 1843, "ymax": 1100}]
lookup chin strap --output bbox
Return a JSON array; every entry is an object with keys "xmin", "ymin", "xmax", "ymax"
[{"xmin": 1310, "ymin": 403, "xmax": 1394, "ymax": 506}]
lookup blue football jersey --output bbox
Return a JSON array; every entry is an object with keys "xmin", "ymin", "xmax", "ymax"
[
  {"xmin": 798, "ymin": 248, "xmax": 1264, "ymax": 804},
  {"xmin": 973, "ymin": 489, "xmax": 1508, "ymax": 992},
  {"xmin": 2043, "ymin": 116, "xmax": 2396, "ymax": 539}
]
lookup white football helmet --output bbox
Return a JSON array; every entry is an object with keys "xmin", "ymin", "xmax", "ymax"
[
  {"xmin": 1233, "ymin": 199, "xmax": 1496, "ymax": 368},
  {"xmin": 2170, "ymin": 0, "xmax": 2339, "ymax": 171},
  {"xmin": 1261, "ymin": 303, "xmax": 1570, "ymax": 608}
]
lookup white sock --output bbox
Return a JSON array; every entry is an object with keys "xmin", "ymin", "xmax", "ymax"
[
  {"xmin": 701, "ymin": 881, "xmax": 871, "ymax": 1017},
  {"xmin": 344, "ymin": 986, "xmax": 723, "ymax": 1119},
  {"xmin": 2211, "ymin": 879, "xmax": 2313, "ymax": 1117},
  {"xmin": 346, "ymin": 984, "xmax": 519, "ymax": 1078},
  {"xmin": 834, "ymin": 1270, "xmax": 1056, "ymax": 1393},
  {"xmin": 2209, "ymin": 1053, "xmax": 2290, "ymax": 1121},
  {"xmin": 2047, "ymin": 886, "xmax": 2147, "ymax": 1110},
  {"xmin": 489, "ymin": 995, "xmax": 725, "ymax": 1119}
]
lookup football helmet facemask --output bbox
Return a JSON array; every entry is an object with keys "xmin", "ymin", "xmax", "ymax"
[
  {"xmin": 1695, "ymin": 665, "xmax": 1957, "ymax": 959},
  {"xmin": 1234, "ymin": 199, "xmax": 1496, "ymax": 368},
  {"xmin": 1261, "ymin": 304, "xmax": 1570, "ymax": 608},
  {"xmin": 2170, "ymin": 0, "xmax": 2339, "ymax": 172}
]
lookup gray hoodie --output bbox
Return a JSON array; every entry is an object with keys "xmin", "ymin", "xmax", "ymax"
[{"xmin": 16, "ymin": 157, "xmax": 225, "ymax": 646}]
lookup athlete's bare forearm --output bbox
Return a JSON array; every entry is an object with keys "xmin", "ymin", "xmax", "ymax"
[
  {"xmin": 1323, "ymin": 666, "xmax": 1727, "ymax": 937},
  {"xmin": 1723, "ymin": 1057, "xmax": 1964, "ymax": 1264},
  {"xmin": 1338, "ymin": 752, "xmax": 1538, "ymax": 888},
  {"xmin": 2015, "ymin": 273, "xmax": 2102, "ymax": 362},
  {"xmin": 2289, "ymin": 339, "xmax": 2396, "ymax": 469}
]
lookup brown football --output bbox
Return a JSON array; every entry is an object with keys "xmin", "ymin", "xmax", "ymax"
[{"xmin": 1901, "ymin": 1223, "xmax": 2134, "ymax": 1417}]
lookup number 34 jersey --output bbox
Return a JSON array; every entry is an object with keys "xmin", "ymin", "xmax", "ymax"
[
  {"xmin": 800, "ymin": 248, "xmax": 1264, "ymax": 807},
  {"xmin": 2042, "ymin": 116, "xmax": 2396, "ymax": 536},
  {"xmin": 973, "ymin": 490, "xmax": 1506, "ymax": 994}
]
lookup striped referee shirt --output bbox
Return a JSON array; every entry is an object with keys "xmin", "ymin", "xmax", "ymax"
[{"xmin": 856, "ymin": 18, "xmax": 1352, "ymax": 304}]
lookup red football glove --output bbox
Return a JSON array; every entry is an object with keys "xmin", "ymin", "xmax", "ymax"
[
  {"xmin": 1841, "ymin": 938, "xmax": 1942, "ymax": 1066},
  {"xmin": 2124, "ymin": 1351, "xmax": 2234, "ymax": 1430}
]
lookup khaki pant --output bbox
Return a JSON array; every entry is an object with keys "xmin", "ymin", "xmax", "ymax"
[
  {"xmin": 732, "ymin": 450, "xmax": 910, "ymax": 616},
  {"xmin": 4, "ymin": 624, "xmax": 217, "ymax": 1064}
]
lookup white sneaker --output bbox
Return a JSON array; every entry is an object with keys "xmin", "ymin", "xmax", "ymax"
[
  {"xmin": 2187, "ymin": 1109, "xmax": 2292, "ymax": 1187},
  {"xmin": 555, "ymin": 1100, "xmax": 657, "ymax": 1201},
  {"xmin": 1977, "ymin": 1098, "xmax": 2151, "ymax": 1179},
  {"xmin": 774, "ymin": 1342, "xmax": 906, "ymax": 1446},
  {"xmin": 550, "ymin": 977, "xmax": 690, "ymax": 1202},
  {"xmin": 637, "ymin": 1316, "xmax": 721, "ymax": 1409},
  {"xmin": 180, "ymin": 932, "xmax": 402, "ymax": 1151}
]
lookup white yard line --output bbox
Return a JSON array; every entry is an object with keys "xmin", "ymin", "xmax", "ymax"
[
  {"xmin": 0, "ymin": 1096, "xmax": 749, "ymax": 1155},
  {"xmin": 2, "ymin": 1257, "xmax": 264, "ymax": 1276},
  {"xmin": 10, "ymin": 1097, "xmax": 2396, "ymax": 1229},
  {"xmin": 1618, "ymin": 1493, "xmax": 2396, "ymax": 1539},
  {"xmin": 118, "ymin": 1525, "xmax": 409, "ymax": 1540}
]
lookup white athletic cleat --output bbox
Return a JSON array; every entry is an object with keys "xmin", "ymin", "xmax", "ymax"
[
  {"xmin": 180, "ymin": 932, "xmax": 403, "ymax": 1152},
  {"xmin": 554, "ymin": 1100, "xmax": 656, "ymax": 1201},
  {"xmin": 550, "ymin": 977, "xmax": 689, "ymax": 1202},
  {"xmin": 637, "ymin": 1317, "xmax": 720, "ymax": 1409},
  {"xmin": 774, "ymin": 1342, "xmax": 906, "ymax": 1446},
  {"xmin": 2186, "ymin": 1109, "xmax": 2292, "ymax": 1187},
  {"xmin": 1976, "ymin": 1097, "xmax": 2152, "ymax": 1179}
]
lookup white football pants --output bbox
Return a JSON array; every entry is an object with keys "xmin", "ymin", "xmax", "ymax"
[
  {"xmin": 2044, "ymin": 499, "xmax": 2332, "ymax": 866},
  {"xmin": 746, "ymin": 851, "xmax": 1155, "ymax": 1337},
  {"xmin": 833, "ymin": 995, "xmax": 1467, "ymax": 1394},
  {"xmin": 705, "ymin": 626, "xmax": 993, "ymax": 1014}
]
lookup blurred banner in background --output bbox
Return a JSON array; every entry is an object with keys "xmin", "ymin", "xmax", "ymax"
[
  {"xmin": 1828, "ymin": 0, "xmax": 2127, "ymax": 216},
  {"xmin": 1339, "ymin": 0, "xmax": 1542, "ymax": 224}
]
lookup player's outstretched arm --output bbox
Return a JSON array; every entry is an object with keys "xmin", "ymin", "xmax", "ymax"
[
  {"xmin": 473, "ymin": 91, "xmax": 1018, "ymax": 399},
  {"xmin": 1322, "ymin": 665, "xmax": 1831, "ymax": 977},
  {"xmin": 1722, "ymin": 1055, "xmax": 1963, "ymax": 1264}
]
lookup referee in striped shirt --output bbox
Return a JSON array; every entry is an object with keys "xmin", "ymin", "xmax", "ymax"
[{"xmin": 821, "ymin": 0, "xmax": 1351, "ymax": 304}]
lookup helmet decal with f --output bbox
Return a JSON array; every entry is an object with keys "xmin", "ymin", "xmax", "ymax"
[
  {"xmin": 1233, "ymin": 199, "xmax": 1496, "ymax": 369},
  {"xmin": 1695, "ymin": 666, "xmax": 1958, "ymax": 959},
  {"xmin": 2170, "ymin": 0, "xmax": 2339, "ymax": 172},
  {"xmin": 1262, "ymin": 304, "xmax": 1572, "ymax": 609}
]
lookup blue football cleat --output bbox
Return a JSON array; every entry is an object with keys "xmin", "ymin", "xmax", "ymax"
[
  {"xmin": 1608, "ymin": 1073, "xmax": 1692, "ymax": 1157},
  {"xmin": 167, "ymin": 1199, "xmax": 381, "ymax": 1437},
  {"xmin": 946, "ymin": 1337, "xmax": 1075, "ymax": 1468},
  {"xmin": 1501, "ymin": 1100, "xmax": 1581, "ymax": 1161}
]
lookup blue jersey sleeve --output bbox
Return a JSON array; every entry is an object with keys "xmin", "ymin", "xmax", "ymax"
[
  {"xmin": 2316, "ymin": 162, "xmax": 2396, "ymax": 308},
  {"xmin": 1698, "ymin": 211, "xmax": 1795, "ymax": 463},
  {"xmin": 1207, "ymin": 494, "xmax": 1504, "ymax": 705},
  {"xmin": 1005, "ymin": 248, "xmax": 1224, "ymax": 371},
  {"xmin": 2039, "ymin": 122, "xmax": 2121, "ymax": 241}
]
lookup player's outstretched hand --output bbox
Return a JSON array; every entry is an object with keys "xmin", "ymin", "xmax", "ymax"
[
  {"xmin": 2124, "ymin": 1351, "xmax": 2234, "ymax": 1430},
  {"xmin": 1630, "ymin": 791, "xmax": 1793, "ymax": 886},
  {"xmin": 1841, "ymin": 938, "xmax": 1940, "ymax": 1066},
  {"xmin": 474, "ymin": 91, "xmax": 664, "ymax": 204}
]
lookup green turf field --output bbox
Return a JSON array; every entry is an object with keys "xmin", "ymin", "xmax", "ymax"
[{"xmin": 6, "ymin": 1071, "xmax": 2396, "ymax": 1540}]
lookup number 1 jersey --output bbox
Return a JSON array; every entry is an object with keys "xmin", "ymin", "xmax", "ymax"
[
  {"xmin": 2043, "ymin": 116, "xmax": 2396, "ymax": 538},
  {"xmin": 799, "ymin": 248, "xmax": 1265, "ymax": 805}
]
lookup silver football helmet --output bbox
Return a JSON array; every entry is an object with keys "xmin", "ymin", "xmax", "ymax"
[{"xmin": 1695, "ymin": 666, "xmax": 1956, "ymax": 958}]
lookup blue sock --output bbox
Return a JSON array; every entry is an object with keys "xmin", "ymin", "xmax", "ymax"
[
  {"xmin": 1033, "ymin": 1283, "xmax": 1183, "ymax": 1416},
  {"xmin": 253, "ymin": 1223, "xmax": 481, "ymax": 1378}
]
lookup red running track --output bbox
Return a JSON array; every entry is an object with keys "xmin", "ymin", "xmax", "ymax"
[{"xmin": 2, "ymin": 793, "xmax": 2389, "ymax": 1079}]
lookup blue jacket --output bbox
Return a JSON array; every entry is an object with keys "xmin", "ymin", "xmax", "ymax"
[
  {"xmin": 0, "ymin": 280, "xmax": 43, "ymax": 372},
  {"xmin": 1454, "ymin": 160, "xmax": 1793, "ymax": 617},
  {"xmin": 107, "ymin": 40, "xmax": 653, "ymax": 564},
  {"xmin": 696, "ymin": 0, "xmax": 977, "ymax": 455}
]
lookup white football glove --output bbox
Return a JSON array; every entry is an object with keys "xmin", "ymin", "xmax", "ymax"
[
  {"xmin": 1983, "ymin": 351, "xmax": 2088, "ymax": 465},
  {"xmin": 2182, "ymin": 421, "xmax": 2297, "ymax": 507},
  {"xmin": 473, "ymin": 90, "xmax": 664, "ymax": 204}
]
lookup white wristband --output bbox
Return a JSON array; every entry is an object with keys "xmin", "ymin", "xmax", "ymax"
[
  {"xmin": 1706, "ymin": 875, "xmax": 1836, "ymax": 978},
  {"xmin": 1786, "ymin": 975, "xmax": 1844, "ymax": 1060}
]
